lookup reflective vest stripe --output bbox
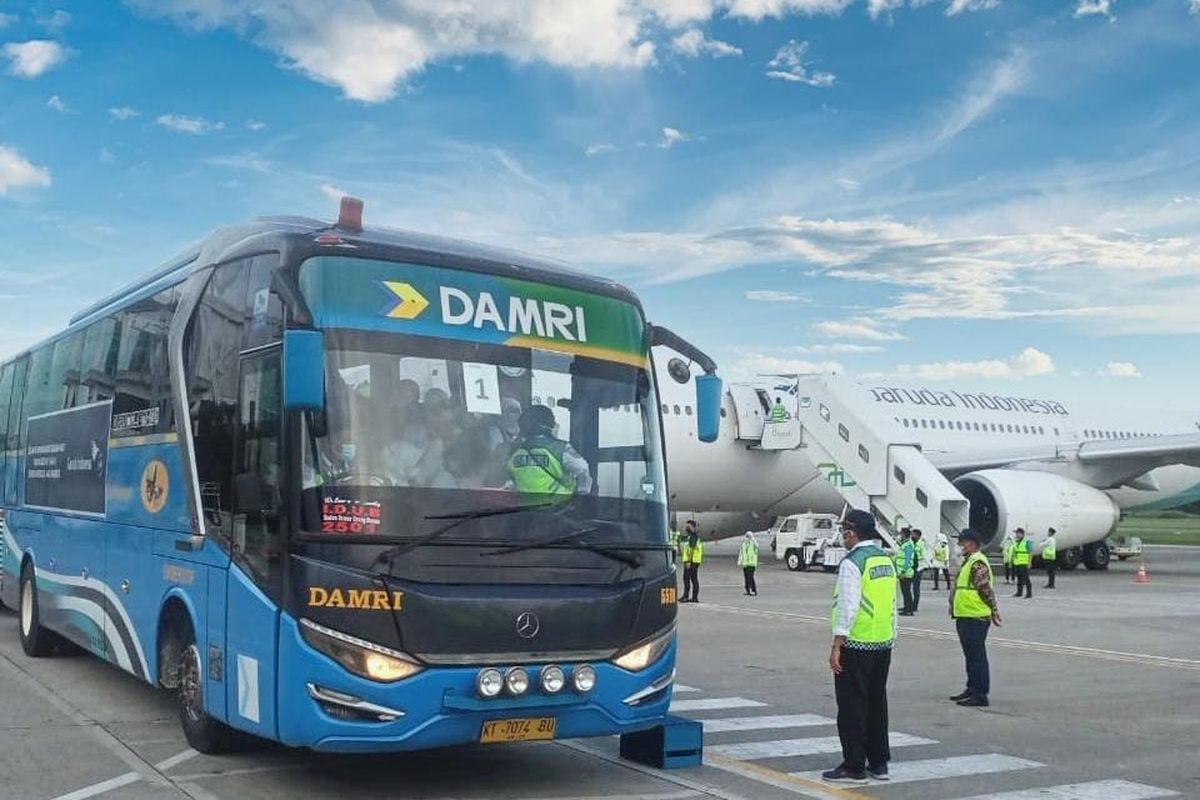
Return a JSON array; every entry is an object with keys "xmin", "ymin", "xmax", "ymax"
[
  {"xmin": 1042, "ymin": 539, "xmax": 1057, "ymax": 560},
  {"xmin": 1012, "ymin": 539, "xmax": 1033, "ymax": 567},
  {"xmin": 832, "ymin": 546, "xmax": 897, "ymax": 646},
  {"xmin": 953, "ymin": 552, "xmax": 994, "ymax": 619}
]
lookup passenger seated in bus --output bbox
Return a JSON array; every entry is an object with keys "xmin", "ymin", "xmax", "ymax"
[
  {"xmin": 507, "ymin": 405, "xmax": 593, "ymax": 496},
  {"xmin": 383, "ymin": 387, "xmax": 461, "ymax": 487}
]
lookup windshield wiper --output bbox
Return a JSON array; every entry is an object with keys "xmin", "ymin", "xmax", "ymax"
[
  {"xmin": 483, "ymin": 528, "xmax": 659, "ymax": 569},
  {"xmin": 371, "ymin": 503, "xmax": 551, "ymax": 569}
]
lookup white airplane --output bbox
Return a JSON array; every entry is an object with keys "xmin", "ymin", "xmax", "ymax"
[{"xmin": 657, "ymin": 356, "xmax": 1200, "ymax": 570}]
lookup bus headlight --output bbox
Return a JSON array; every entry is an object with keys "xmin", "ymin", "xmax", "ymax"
[
  {"xmin": 299, "ymin": 619, "xmax": 423, "ymax": 683},
  {"xmin": 505, "ymin": 667, "xmax": 530, "ymax": 696},
  {"xmin": 572, "ymin": 664, "xmax": 597, "ymax": 693},
  {"xmin": 477, "ymin": 668, "xmax": 504, "ymax": 698},
  {"xmin": 540, "ymin": 665, "xmax": 566, "ymax": 694},
  {"xmin": 612, "ymin": 628, "xmax": 675, "ymax": 672}
]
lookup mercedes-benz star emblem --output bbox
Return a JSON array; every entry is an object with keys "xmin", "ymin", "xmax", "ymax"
[{"xmin": 515, "ymin": 611, "xmax": 540, "ymax": 639}]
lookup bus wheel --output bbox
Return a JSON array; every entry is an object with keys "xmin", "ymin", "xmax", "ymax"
[
  {"xmin": 178, "ymin": 631, "xmax": 235, "ymax": 754},
  {"xmin": 19, "ymin": 564, "xmax": 60, "ymax": 657}
]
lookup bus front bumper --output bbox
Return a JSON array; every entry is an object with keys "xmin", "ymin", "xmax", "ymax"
[{"xmin": 275, "ymin": 615, "xmax": 676, "ymax": 753}]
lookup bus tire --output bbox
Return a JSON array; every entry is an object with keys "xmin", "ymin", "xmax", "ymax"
[
  {"xmin": 178, "ymin": 628, "xmax": 236, "ymax": 754},
  {"xmin": 19, "ymin": 563, "xmax": 60, "ymax": 657},
  {"xmin": 785, "ymin": 550, "xmax": 805, "ymax": 571}
]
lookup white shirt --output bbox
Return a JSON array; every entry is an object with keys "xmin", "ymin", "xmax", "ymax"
[{"xmin": 833, "ymin": 540, "xmax": 899, "ymax": 639}]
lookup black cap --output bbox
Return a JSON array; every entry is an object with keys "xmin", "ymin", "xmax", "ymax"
[
  {"xmin": 1048, "ymin": 527, "xmax": 1056, "ymax": 534},
  {"xmin": 956, "ymin": 528, "xmax": 982, "ymax": 543},
  {"xmin": 842, "ymin": 509, "xmax": 877, "ymax": 536},
  {"xmin": 1014, "ymin": 527, "xmax": 1025, "ymax": 534}
]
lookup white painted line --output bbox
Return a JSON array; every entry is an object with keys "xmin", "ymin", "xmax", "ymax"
[
  {"xmin": 793, "ymin": 753, "xmax": 1042, "ymax": 785},
  {"xmin": 154, "ymin": 748, "xmax": 200, "ymax": 772},
  {"xmin": 50, "ymin": 773, "xmax": 141, "ymax": 800},
  {"xmin": 673, "ymin": 683, "xmax": 701, "ymax": 693},
  {"xmin": 670, "ymin": 697, "xmax": 769, "ymax": 712},
  {"xmin": 950, "ymin": 779, "xmax": 1179, "ymax": 800},
  {"xmin": 709, "ymin": 732, "xmax": 935, "ymax": 761},
  {"xmin": 703, "ymin": 714, "xmax": 835, "ymax": 733}
]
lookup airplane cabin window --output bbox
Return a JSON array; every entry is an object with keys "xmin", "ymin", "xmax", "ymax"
[
  {"xmin": 858, "ymin": 444, "xmax": 870, "ymax": 463},
  {"xmin": 673, "ymin": 404, "xmax": 680, "ymax": 415},
  {"xmin": 893, "ymin": 466, "xmax": 906, "ymax": 484},
  {"xmin": 915, "ymin": 488, "xmax": 928, "ymax": 508},
  {"xmin": 684, "ymin": 405, "xmax": 692, "ymax": 416},
  {"xmin": 720, "ymin": 408, "xmax": 727, "ymax": 418},
  {"xmin": 661, "ymin": 404, "xmax": 668, "ymax": 414},
  {"xmin": 838, "ymin": 423, "xmax": 850, "ymax": 442},
  {"xmin": 902, "ymin": 419, "xmax": 910, "ymax": 427}
]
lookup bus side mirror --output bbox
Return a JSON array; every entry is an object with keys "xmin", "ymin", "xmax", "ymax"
[
  {"xmin": 283, "ymin": 329, "xmax": 325, "ymax": 411},
  {"xmin": 695, "ymin": 373, "xmax": 722, "ymax": 443}
]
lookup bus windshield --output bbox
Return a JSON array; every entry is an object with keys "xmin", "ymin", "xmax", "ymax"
[{"xmin": 299, "ymin": 332, "xmax": 667, "ymax": 543}]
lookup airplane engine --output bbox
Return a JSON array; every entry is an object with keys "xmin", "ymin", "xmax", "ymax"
[{"xmin": 953, "ymin": 470, "xmax": 1119, "ymax": 554}]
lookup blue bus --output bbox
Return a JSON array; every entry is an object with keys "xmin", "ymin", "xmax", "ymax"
[{"xmin": 0, "ymin": 199, "xmax": 722, "ymax": 753}]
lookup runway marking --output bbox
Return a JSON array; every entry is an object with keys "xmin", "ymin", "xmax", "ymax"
[
  {"xmin": 674, "ymin": 683, "xmax": 701, "ymax": 693},
  {"xmin": 50, "ymin": 773, "xmax": 142, "ymax": 800},
  {"xmin": 670, "ymin": 697, "xmax": 769, "ymax": 712},
  {"xmin": 793, "ymin": 753, "xmax": 1042, "ymax": 785},
  {"xmin": 702, "ymin": 714, "xmax": 835, "ymax": 733},
  {"xmin": 558, "ymin": 740, "xmax": 766, "ymax": 800},
  {"xmin": 948, "ymin": 779, "xmax": 1179, "ymax": 799},
  {"xmin": 703, "ymin": 752, "xmax": 870, "ymax": 800},
  {"xmin": 708, "ymin": 732, "xmax": 935, "ymax": 761},
  {"xmin": 692, "ymin": 603, "xmax": 1200, "ymax": 671}
]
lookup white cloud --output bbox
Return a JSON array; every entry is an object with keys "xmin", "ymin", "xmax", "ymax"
[
  {"xmin": 98, "ymin": 147, "xmax": 116, "ymax": 164},
  {"xmin": 671, "ymin": 28, "xmax": 742, "ymax": 58},
  {"xmin": 585, "ymin": 143, "xmax": 616, "ymax": 156},
  {"xmin": 320, "ymin": 182, "xmax": 348, "ymax": 201},
  {"xmin": 731, "ymin": 352, "xmax": 844, "ymax": 381},
  {"xmin": 1098, "ymin": 361, "xmax": 1141, "ymax": 378},
  {"xmin": 245, "ymin": 119, "xmax": 267, "ymax": 131},
  {"xmin": 812, "ymin": 318, "xmax": 908, "ymax": 341},
  {"xmin": 945, "ymin": 0, "xmax": 999, "ymax": 15},
  {"xmin": 0, "ymin": 145, "xmax": 52, "ymax": 195},
  {"xmin": 156, "ymin": 113, "xmax": 224, "ymax": 135},
  {"xmin": 797, "ymin": 343, "xmax": 886, "ymax": 353},
  {"xmin": 745, "ymin": 289, "xmax": 808, "ymax": 302},
  {"xmin": 39, "ymin": 10, "xmax": 71, "ymax": 31},
  {"xmin": 885, "ymin": 347, "xmax": 1056, "ymax": 381},
  {"xmin": 766, "ymin": 40, "xmax": 835, "ymax": 86},
  {"xmin": 936, "ymin": 47, "xmax": 1027, "ymax": 142},
  {"xmin": 1074, "ymin": 0, "xmax": 1114, "ymax": 18},
  {"xmin": 108, "ymin": 106, "xmax": 140, "ymax": 120},
  {"xmin": 209, "ymin": 154, "xmax": 273, "ymax": 173},
  {"xmin": 835, "ymin": 177, "xmax": 860, "ymax": 191},
  {"xmin": 46, "ymin": 95, "xmax": 69, "ymax": 113},
  {"xmin": 1191, "ymin": 0, "xmax": 1200, "ymax": 14},
  {"xmin": 658, "ymin": 127, "xmax": 691, "ymax": 149},
  {"xmin": 868, "ymin": 0, "xmax": 999, "ymax": 16},
  {"xmin": 0, "ymin": 13, "xmax": 17, "ymax": 28},
  {"xmin": 3, "ymin": 40, "xmax": 69, "ymax": 78}
]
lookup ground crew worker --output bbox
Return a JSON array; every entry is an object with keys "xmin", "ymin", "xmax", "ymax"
[
  {"xmin": 932, "ymin": 536, "xmax": 950, "ymax": 589},
  {"xmin": 669, "ymin": 523, "xmax": 682, "ymax": 558},
  {"xmin": 680, "ymin": 521, "xmax": 704, "ymax": 603},
  {"xmin": 508, "ymin": 405, "xmax": 593, "ymax": 497},
  {"xmin": 738, "ymin": 531, "xmax": 759, "ymax": 596},
  {"xmin": 950, "ymin": 528, "xmax": 1002, "ymax": 707},
  {"xmin": 1042, "ymin": 528, "xmax": 1058, "ymax": 589},
  {"xmin": 1011, "ymin": 527, "xmax": 1033, "ymax": 598},
  {"xmin": 897, "ymin": 528, "xmax": 916, "ymax": 616},
  {"xmin": 770, "ymin": 396, "xmax": 789, "ymax": 422},
  {"xmin": 822, "ymin": 508, "xmax": 897, "ymax": 785},
  {"xmin": 909, "ymin": 529, "xmax": 926, "ymax": 612},
  {"xmin": 1001, "ymin": 533, "xmax": 1015, "ymax": 584}
]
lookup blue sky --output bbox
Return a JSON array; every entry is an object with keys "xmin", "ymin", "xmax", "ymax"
[{"xmin": 2, "ymin": 0, "xmax": 1199, "ymax": 411}]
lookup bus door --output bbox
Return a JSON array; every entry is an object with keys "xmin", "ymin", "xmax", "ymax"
[{"xmin": 222, "ymin": 346, "xmax": 284, "ymax": 738}]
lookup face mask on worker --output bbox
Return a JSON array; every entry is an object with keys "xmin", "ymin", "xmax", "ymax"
[{"xmin": 341, "ymin": 443, "xmax": 357, "ymax": 463}]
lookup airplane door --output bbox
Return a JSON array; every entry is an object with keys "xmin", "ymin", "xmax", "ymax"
[{"xmin": 728, "ymin": 385, "xmax": 767, "ymax": 442}]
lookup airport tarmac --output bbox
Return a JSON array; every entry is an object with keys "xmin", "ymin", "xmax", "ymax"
[{"xmin": 1, "ymin": 546, "xmax": 1197, "ymax": 800}]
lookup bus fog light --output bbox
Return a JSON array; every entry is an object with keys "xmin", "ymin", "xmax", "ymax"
[
  {"xmin": 572, "ymin": 664, "xmax": 597, "ymax": 693},
  {"xmin": 477, "ymin": 668, "xmax": 504, "ymax": 698},
  {"xmin": 505, "ymin": 667, "xmax": 530, "ymax": 696},
  {"xmin": 540, "ymin": 665, "xmax": 565, "ymax": 694}
]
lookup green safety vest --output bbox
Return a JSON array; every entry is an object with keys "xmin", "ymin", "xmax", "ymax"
[
  {"xmin": 670, "ymin": 528, "xmax": 682, "ymax": 553},
  {"xmin": 898, "ymin": 540, "xmax": 916, "ymax": 578},
  {"xmin": 831, "ymin": 545, "xmax": 897, "ymax": 647},
  {"xmin": 1002, "ymin": 539, "xmax": 1015, "ymax": 564},
  {"xmin": 770, "ymin": 403, "xmax": 788, "ymax": 422},
  {"xmin": 1042, "ymin": 537, "xmax": 1057, "ymax": 561},
  {"xmin": 934, "ymin": 544, "xmax": 949, "ymax": 564},
  {"xmin": 681, "ymin": 539, "xmax": 704, "ymax": 565},
  {"xmin": 739, "ymin": 539, "xmax": 759, "ymax": 568},
  {"xmin": 1012, "ymin": 538, "xmax": 1033, "ymax": 567},
  {"xmin": 509, "ymin": 435, "xmax": 575, "ymax": 495},
  {"xmin": 953, "ymin": 552, "xmax": 994, "ymax": 619}
]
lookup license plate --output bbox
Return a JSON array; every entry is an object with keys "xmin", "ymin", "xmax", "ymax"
[{"xmin": 480, "ymin": 717, "xmax": 557, "ymax": 743}]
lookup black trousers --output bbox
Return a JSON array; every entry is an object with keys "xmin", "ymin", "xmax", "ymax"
[
  {"xmin": 931, "ymin": 568, "xmax": 950, "ymax": 589},
  {"xmin": 834, "ymin": 647, "xmax": 892, "ymax": 773},
  {"xmin": 1014, "ymin": 566, "xmax": 1032, "ymax": 597},
  {"xmin": 911, "ymin": 571, "xmax": 922, "ymax": 611},
  {"xmin": 743, "ymin": 566, "xmax": 757, "ymax": 594},
  {"xmin": 682, "ymin": 565, "xmax": 699, "ymax": 600},
  {"xmin": 1044, "ymin": 563, "xmax": 1056, "ymax": 588},
  {"xmin": 1003, "ymin": 562, "xmax": 1012, "ymax": 582},
  {"xmin": 899, "ymin": 577, "xmax": 914, "ymax": 612},
  {"xmin": 955, "ymin": 618, "xmax": 991, "ymax": 700}
]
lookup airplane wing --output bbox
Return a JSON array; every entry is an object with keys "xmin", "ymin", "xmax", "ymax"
[{"xmin": 928, "ymin": 433, "xmax": 1200, "ymax": 490}]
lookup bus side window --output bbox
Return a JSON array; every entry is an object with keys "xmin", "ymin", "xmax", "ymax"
[
  {"xmin": 234, "ymin": 351, "xmax": 283, "ymax": 587},
  {"xmin": 50, "ymin": 331, "xmax": 83, "ymax": 410},
  {"xmin": 112, "ymin": 285, "xmax": 178, "ymax": 433},
  {"xmin": 0, "ymin": 361, "xmax": 12, "ymax": 499},
  {"xmin": 4, "ymin": 356, "xmax": 28, "ymax": 506},
  {"xmin": 243, "ymin": 254, "xmax": 284, "ymax": 350},
  {"xmin": 185, "ymin": 261, "xmax": 249, "ymax": 539}
]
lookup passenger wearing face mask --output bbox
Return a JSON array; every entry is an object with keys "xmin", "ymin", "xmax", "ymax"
[{"xmin": 507, "ymin": 405, "xmax": 593, "ymax": 496}]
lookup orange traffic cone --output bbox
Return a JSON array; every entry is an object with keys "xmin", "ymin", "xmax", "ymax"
[{"xmin": 1133, "ymin": 561, "xmax": 1150, "ymax": 584}]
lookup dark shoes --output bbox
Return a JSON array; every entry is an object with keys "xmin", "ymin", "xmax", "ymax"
[
  {"xmin": 821, "ymin": 765, "xmax": 868, "ymax": 785},
  {"xmin": 950, "ymin": 690, "xmax": 971, "ymax": 702},
  {"xmin": 867, "ymin": 764, "xmax": 889, "ymax": 781},
  {"xmin": 899, "ymin": 610, "xmax": 914, "ymax": 616},
  {"xmin": 957, "ymin": 696, "xmax": 990, "ymax": 707}
]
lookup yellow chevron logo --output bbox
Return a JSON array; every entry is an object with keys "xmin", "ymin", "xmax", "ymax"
[{"xmin": 383, "ymin": 281, "xmax": 430, "ymax": 320}]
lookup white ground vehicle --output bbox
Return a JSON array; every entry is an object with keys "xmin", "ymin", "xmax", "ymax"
[
  {"xmin": 1108, "ymin": 535, "xmax": 1144, "ymax": 561},
  {"xmin": 768, "ymin": 513, "xmax": 846, "ymax": 572}
]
